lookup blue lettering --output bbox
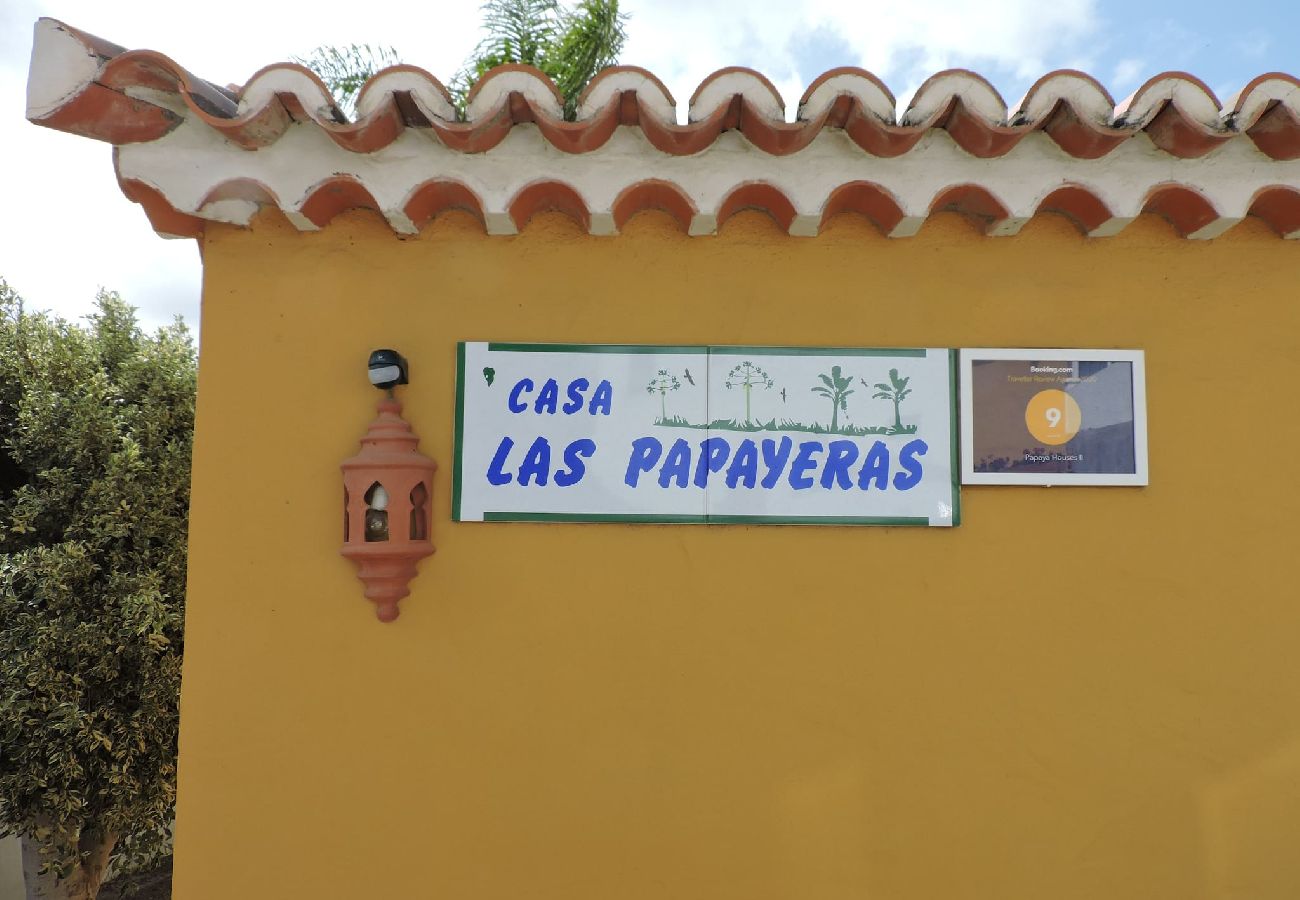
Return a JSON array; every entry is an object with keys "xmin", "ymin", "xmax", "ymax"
[
  {"xmin": 517, "ymin": 436, "xmax": 552, "ymax": 486},
  {"xmin": 485, "ymin": 436, "xmax": 514, "ymax": 486},
  {"xmin": 562, "ymin": 378, "xmax": 590, "ymax": 414},
  {"xmin": 658, "ymin": 438, "xmax": 691, "ymax": 488},
  {"xmin": 507, "ymin": 378, "xmax": 533, "ymax": 413},
  {"xmin": 589, "ymin": 380, "xmax": 613, "ymax": 416},
  {"xmin": 693, "ymin": 437, "xmax": 731, "ymax": 488},
  {"xmin": 554, "ymin": 439, "xmax": 596, "ymax": 487},
  {"xmin": 624, "ymin": 437, "xmax": 662, "ymax": 487},
  {"xmin": 892, "ymin": 439, "xmax": 928, "ymax": 491},
  {"xmin": 821, "ymin": 440, "xmax": 858, "ymax": 490},
  {"xmin": 760, "ymin": 437, "xmax": 794, "ymax": 489},
  {"xmin": 726, "ymin": 440, "xmax": 759, "ymax": 489},
  {"xmin": 788, "ymin": 441, "xmax": 823, "ymax": 490},
  {"xmin": 533, "ymin": 378, "xmax": 559, "ymax": 414},
  {"xmin": 856, "ymin": 441, "xmax": 889, "ymax": 490}
]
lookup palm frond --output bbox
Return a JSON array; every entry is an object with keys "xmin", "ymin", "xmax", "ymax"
[
  {"xmin": 293, "ymin": 43, "xmax": 402, "ymax": 120},
  {"xmin": 548, "ymin": 0, "xmax": 628, "ymax": 118},
  {"xmin": 480, "ymin": 0, "xmax": 561, "ymax": 67},
  {"xmin": 450, "ymin": 0, "xmax": 560, "ymax": 115}
]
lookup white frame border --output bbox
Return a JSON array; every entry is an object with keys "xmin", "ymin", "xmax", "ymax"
[{"xmin": 960, "ymin": 348, "xmax": 1148, "ymax": 487}]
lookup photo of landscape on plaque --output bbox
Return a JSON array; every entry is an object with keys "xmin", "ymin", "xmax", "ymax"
[{"xmin": 960, "ymin": 349, "xmax": 1148, "ymax": 486}]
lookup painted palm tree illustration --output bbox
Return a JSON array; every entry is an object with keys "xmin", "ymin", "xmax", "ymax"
[
  {"xmin": 646, "ymin": 369, "xmax": 681, "ymax": 421},
  {"xmin": 724, "ymin": 361, "xmax": 774, "ymax": 424},
  {"xmin": 866, "ymin": 368, "xmax": 912, "ymax": 430},
  {"xmin": 812, "ymin": 365, "xmax": 854, "ymax": 432}
]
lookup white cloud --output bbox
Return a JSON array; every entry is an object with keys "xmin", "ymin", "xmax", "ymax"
[
  {"xmin": 1110, "ymin": 57, "xmax": 1146, "ymax": 96},
  {"xmin": 3, "ymin": 0, "xmax": 485, "ymax": 331},
  {"xmin": 1232, "ymin": 33, "xmax": 1270, "ymax": 60},
  {"xmin": 3, "ymin": 0, "xmax": 1102, "ymax": 330},
  {"xmin": 622, "ymin": 0, "xmax": 1100, "ymax": 114},
  {"xmin": 2, "ymin": 64, "xmax": 200, "ymax": 333}
]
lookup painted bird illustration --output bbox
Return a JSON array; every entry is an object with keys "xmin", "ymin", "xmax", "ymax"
[
  {"xmin": 780, "ymin": 388, "xmax": 787, "ymax": 403},
  {"xmin": 483, "ymin": 367, "xmax": 495, "ymax": 386},
  {"xmin": 683, "ymin": 368, "xmax": 695, "ymax": 386}
]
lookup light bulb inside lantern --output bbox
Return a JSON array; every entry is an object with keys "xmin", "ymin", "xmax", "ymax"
[{"xmin": 364, "ymin": 484, "xmax": 390, "ymax": 542}]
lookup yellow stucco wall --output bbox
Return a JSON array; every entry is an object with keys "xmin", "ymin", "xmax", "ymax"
[{"xmin": 174, "ymin": 209, "xmax": 1300, "ymax": 900}]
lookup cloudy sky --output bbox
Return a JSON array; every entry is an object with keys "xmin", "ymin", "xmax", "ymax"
[{"xmin": 1, "ymin": 0, "xmax": 1294, "ymax": 334}]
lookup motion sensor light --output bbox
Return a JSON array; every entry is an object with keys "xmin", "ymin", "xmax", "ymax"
[{"xmin": 368, "ymin": 349, "xmax": 408, "ymax": 390}]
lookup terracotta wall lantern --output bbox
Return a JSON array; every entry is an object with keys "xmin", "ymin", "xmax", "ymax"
[{"xmin": 340, "ymin": 350, "xmax": 436, "ymax": 622}]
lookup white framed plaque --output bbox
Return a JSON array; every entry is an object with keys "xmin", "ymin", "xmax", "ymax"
[{"xmin": 960, "ymin": 349, "xmax": 1148, "ymax": 486}]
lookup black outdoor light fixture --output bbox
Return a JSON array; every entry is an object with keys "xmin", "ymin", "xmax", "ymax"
[{"xmin": 368, "ymin": 349, "xmax": 409, "ymax": 390}]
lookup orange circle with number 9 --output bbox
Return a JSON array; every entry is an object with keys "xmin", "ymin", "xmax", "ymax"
[{"xmin": 1025, "ymin": 389, "xmax": 1082, "ymax": 445}]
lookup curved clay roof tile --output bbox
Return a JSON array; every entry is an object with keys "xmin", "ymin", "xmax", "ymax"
[{"xmin": 25, "ymin": 17, "xmax": 1300, "ymax": 241}]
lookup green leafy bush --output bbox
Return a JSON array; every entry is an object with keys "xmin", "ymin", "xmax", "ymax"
[{"xmin": 0, "ymin": 281, "xmax": 195, "ymax": 899}]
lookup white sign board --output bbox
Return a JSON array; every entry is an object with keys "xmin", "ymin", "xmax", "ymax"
[{"xmin": 453, "ymin": 343, "xmax": 959, "ymax": 526}]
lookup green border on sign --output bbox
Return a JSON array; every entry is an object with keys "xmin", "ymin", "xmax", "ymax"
[
  {"xmin": 488, "ymin": 342, "xmax": 927, "ymax": 358},
  {"xmin": 452, "ymin": 341, "xmax": 467, "ymax": 522},
  {"xmin": 453, "ymin": 342, "xmax": 960, "ymax": 526},
  {"xmin": 484, "ymin": 512, "xmax": 929, "ymax": 526},
  {"xmin": 488, "ymin": 343, "xmax": 706, "ymax": 355},
  {"xmin": 708, "ymin": 346, "xmax": 927, "ymax": 358}
]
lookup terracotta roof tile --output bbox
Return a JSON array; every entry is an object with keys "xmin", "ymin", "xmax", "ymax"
[{"xmin": 25, "ymin": 17, "xmax": 1300, "ymax": 241}]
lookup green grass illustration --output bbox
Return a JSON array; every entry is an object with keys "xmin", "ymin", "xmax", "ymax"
[
  {"xmin": 655, "ymin": 414, "xmax": 697, "ymax": 428},
  {"xmin": 652, "ymin": 362, "xmax": 921, "ymax": 436},
  {"xmin": 653, "ymin": 416, "xmax": 917, "ymax": 436}
]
